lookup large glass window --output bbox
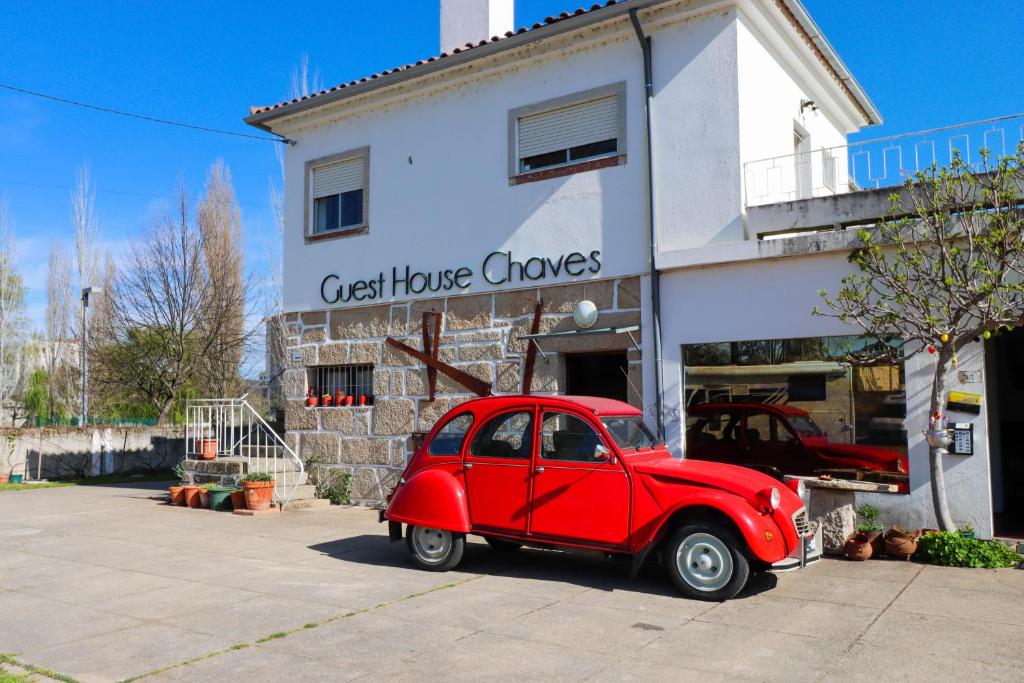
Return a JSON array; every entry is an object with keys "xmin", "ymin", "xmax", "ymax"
[{"xmin": 470, "ymin": 411, "xmax": 533, "ymax": 459}]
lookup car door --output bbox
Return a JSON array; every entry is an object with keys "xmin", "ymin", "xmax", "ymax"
[
  {"xmin": 742, "ymin": 410, "xmax": 804, "ymax": 477},
  {"xmin": 528, "ymin": 409, "xmax": 630, "ymax": 547},
  {"xmin": 463, "ymin": 407, "xmax": 535, "ymax": 534}
]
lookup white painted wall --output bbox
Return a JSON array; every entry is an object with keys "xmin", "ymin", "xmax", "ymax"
[
  {"xmin": 441, "ymin": 0, "xmax": 514, "ymax": 54},
  {"xmin": 279, "ymin": 31, "xmax": 651, "ymax": 314},
  {"xmin": 659, "ymin": 251, "xmax": 994, "ymax": 537}
]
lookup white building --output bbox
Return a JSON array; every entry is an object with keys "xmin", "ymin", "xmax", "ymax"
[{"xmin": 246, "ymin": 0, "xmax": 1020, "ymax": 538}]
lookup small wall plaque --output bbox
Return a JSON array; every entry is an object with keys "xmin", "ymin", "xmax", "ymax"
[{"xmin": 291, "ymin": 351, "xmax": 303, "ymax": 362}]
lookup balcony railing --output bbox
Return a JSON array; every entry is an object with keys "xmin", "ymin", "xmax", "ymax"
[{"xmin": 743, "ymin": 113, "xmax": 1024, "ymax": 208}]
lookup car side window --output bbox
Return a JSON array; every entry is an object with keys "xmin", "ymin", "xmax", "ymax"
[
  {"xmin": 428, "ymin": 413, "xmax": 473, "ymax": 456},
  {"xmin": 469, "ymin": 410, "xmax": 534, "ymax": 459},
  {"xmin": 690, "ymin": 411, "xmax": 739, "ymax": 442},
  {"xmin": 540, "ymin": 411, "xmax": 608, "ymax": 462},
  {"xmin": 745, "ymin": 413, "xmax": 793, "ymax": 443}
]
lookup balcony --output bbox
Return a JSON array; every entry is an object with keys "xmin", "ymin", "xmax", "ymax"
[{"xmin": 743, "ymin": 113, "xmax": 1024, "ymax": 211}]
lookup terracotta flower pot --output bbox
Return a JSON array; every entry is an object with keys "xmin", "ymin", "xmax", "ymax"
[
  {"xmin": 306, "ymin": 396, "xmax": 318, "ymax": 407},
  {"xmin": 862, "ymin": 530, "xmax": 884, "ymax": 556},
  {"xmin": 229, "ymin": 489, "xmax": 246, "ymax": 511},
  {"xmin": 359, "ymin": 395, "xmax": 367, "ymax": 406},
  {"xmin": 182, "ymin": 485, "xmax": 202, "ymax": 508},
  {"xmin": 199, "ymin": 490, "xmax": 211, "ymax": 508},
  {"xmin": 844, "ymin": 533, "xmax": 873, "ymax": 561},
  {"xmin": 344, "ymin": 395, "xmax": 354, "ymax": 407},
  {"xmin": 168, "ymin": 485, "xmax": 185, "ymax": 505},
  {"xmin": 198, "ymin": 438, "xmax": 218, "ymax": 460},
  {"xmin": 335, "ymin": 391, "xmax": 345, "ymax": 405},
  {"xmin": 242, "ymin": 480, "xmax": 275, "ymax": 511},
  {"xmin": 0, "ymin": 473, "xmax": 9, "ymax": 485},
  {"xmin": 884, "ymin": 526, "xmax": 919, "ymax": 560}
]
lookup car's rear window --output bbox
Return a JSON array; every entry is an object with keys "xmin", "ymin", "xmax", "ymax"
[{"xmin": 428, "ymin": 413, "xmax": 473, "ymax": 456}]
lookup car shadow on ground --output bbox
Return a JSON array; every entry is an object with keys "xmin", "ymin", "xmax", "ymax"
[{"xmin": 309, "ymin": 534, "xmax": 778, "ymax": 601}]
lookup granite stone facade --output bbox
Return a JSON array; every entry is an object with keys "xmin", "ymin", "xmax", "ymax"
[{"xmin": 279, "ymin": 277, "xmax": 642, "ymax": 505}]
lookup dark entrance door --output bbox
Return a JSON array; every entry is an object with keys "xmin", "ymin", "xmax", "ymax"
[
  {"xmin": 565, "ymin": 352, "xmax": 628, "ymax": 401},
  {"xmin": 986, "ymin": 329, "xmax": 1024, "ymax": 537}
]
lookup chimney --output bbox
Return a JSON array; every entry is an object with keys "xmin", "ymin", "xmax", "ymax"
[{"xmin": 440, "ymin": 0, "xmax": 514, "ymax": 54}]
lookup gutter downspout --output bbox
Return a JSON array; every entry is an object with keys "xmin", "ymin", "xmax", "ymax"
[{"xmin": 629, "ymin": 8, "xmax": 665, "ymax": 442}]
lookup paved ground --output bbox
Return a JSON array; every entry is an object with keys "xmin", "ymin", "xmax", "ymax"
[{"xmin": 1, "ymin": 483, "xmax": 1022, "ymax": 682}]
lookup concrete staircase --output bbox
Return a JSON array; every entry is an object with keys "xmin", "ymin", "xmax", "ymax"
[{"xmin": 181, "ymin": 457, "xmax": 326, "ymax": 510}]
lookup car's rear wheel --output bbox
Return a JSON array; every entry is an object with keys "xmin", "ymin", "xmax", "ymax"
[
  {"xmin": 666, "ymin": 523, "xmax": 749, "ymax": 601},
  {"xmin": 483, "ymin": 536, "xmax": 522, "ymax": 552},
  {"xmin": 406, "ymin": 525, "xmax": 465, "ymax": 571}
]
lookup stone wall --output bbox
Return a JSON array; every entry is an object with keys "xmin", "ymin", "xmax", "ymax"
[
  {"xmin": 2, "ymin": 427, "xmax": 184, "ymax": 480},
  {"xmin": 279, "ymin": 277, "xmax": 642, "ymax": 504}
]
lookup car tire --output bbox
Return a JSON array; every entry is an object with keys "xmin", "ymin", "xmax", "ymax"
[
  {"xmin": 665, "ymin": 522, "xmax": 750, "ymax": 601},
  {"xmin": 406, "ymin": 525, "xmax": 465, "ymax": 571},
  {"xmin": 483, "ymin": 536, "xmax": 522, "ymax": 552}
]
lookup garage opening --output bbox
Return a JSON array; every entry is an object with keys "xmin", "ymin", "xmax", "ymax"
[
  {"xmin": 985, "ymin": 327, "xmax": 1024, "ymax": 537},
  {"xmin": 565, "ymin": 352, "xmax": 628, "ymax": 402}
]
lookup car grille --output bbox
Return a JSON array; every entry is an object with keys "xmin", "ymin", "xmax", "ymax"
[{"xmin": 793, "ymin": 508, "xmax": 811, "ymax": 536}]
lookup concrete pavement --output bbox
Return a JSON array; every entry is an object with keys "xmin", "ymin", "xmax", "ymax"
[{"xmin": 1, "ymin": 482, "xmax": 1022, "ymax": 682}]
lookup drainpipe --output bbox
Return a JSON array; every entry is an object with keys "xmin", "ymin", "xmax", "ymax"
[{"xmin": 629, "ymin": 8, "xmax": 665, "ymax": 441}]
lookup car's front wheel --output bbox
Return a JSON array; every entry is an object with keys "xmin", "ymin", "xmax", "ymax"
[
  {"xmin": 666, "ymin": 522, "xmax": 750, "ymax": 601},
  {"xmin": 406, "ymin": 525, "xmax": 465, "ymax": 571}
]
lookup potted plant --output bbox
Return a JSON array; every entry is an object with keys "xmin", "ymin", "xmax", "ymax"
[
  {"xmin": 321, "ymin": 392, "xmax": 333, "ymax": 407},
  {"xmin": 241, "ymin": 472, "xmax": 275, "ymax": 511},
  {"xmin": 344, "ymin": 394, "xmax": 354, "ymax": 407},
  {"xmin": 843, "ymin": 532, "xmax": 873, "ymax": 561},
  {"xmin": 856, "ymin": 504, "xmax": 884, "ymax": 556},
  {"xmin": 305, "ymin": 389, "xmax": 318, "ymax": 407},
  {"xmin": 884, "ymin": 525, "xmax": 920, "ymax": 560},
  {"xmin": 197, "ymin": 436, "xmax": 217, "ymax": 460},
  {"xmin": 169, "ymin": 463, "xmax": 186, "ymax": 505},
  {"xmin": 207, "ymin": 484, "xmax": 235, "ymax": 511},
  {"xmin": 358, "ymin": 394, "xmax": 367, "ymax": 406},
  {"xmin": 199, "ymin": 483, "xmax": 215, "ymax": 508},
  {"xmin": 182, "ymin": 484, "xmax": 202, "ymax": 508},
  {"xmin": 334, "ymin": 388, "xmax": 345, "ymax": 405},
  {"xmin": 229, "ymin": 488, "xmax": 246, "ymax": 511}
]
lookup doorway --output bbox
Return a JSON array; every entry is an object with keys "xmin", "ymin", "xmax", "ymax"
[
  {"xmin": 565, "ymin": 352, "xmax": 628, "ymax": 402},
  {"xmin": 986, "ymin": 328, "xmax": 1024, "ymax": 537}
]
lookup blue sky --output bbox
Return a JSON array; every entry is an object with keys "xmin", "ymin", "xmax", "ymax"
[{"xmin": 1, "ymin": 0, "xmax": 1021, "ymax": 345}]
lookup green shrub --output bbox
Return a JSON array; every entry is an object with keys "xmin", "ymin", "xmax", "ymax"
[
  {"xmin": 316, "ymin": 471, "xmax": 352, "ymax": 506},
  {"xmin": 243, "ymin": 471, "xmax": 274, "ymax": 483},
  {"xmin": 915, "ymin": 531, "xmax": 1021, "ymax": 568},
  {"xmin": 856, "ymin": 504, "xmax": 883, "ymax": 532}
]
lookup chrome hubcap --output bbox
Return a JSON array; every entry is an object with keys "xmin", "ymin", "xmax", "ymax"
[
  {"xmin": 676, "ymin": 532, "xmax": 733, "ymax": 592},
  {"xmin": 411, "ymin": 527, "xmax": 451, "ymax": 564}
]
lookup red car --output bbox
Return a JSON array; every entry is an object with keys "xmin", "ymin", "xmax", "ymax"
[
  {"xmin": 382, "ymin": 395, "xmax": 815, "ymax": 601},
  {"xmin": 686, "ymin": 402, "xmax": 908, "ymax": 484}
]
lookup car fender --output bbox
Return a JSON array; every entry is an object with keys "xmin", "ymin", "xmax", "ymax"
[
  {"xmin": 646, "ymin": 490, "xmax": 788, "ymax": 563},
  {"xmin": 384, "ymin": 466, "xmax": 470, "ymax": 533}
]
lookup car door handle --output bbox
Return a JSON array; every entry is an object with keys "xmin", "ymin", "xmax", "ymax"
[
  {"xmin": 464, "ymin": 462, "xmax": 473, "ymax": 470},
  {"xmin": 535, "ymin": 467, "xmax": 545, "ymax": 474}
]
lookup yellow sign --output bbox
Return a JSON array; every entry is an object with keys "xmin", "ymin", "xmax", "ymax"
[{"xmin": 947, "ymin": 391, "xmax": 982, "ymax": 415}]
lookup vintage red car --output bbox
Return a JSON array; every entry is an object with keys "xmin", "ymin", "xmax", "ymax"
[
  {"xmin": 382, "ymin": 395, "xmax": 816, "ymax": 601},
  {"xmin": 685, "ymin": 402, "xmax": 908, "ymax": 489}
]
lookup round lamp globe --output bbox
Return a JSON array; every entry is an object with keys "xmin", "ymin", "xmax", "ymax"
[{"xmin": 573, "ymin": 300, "xmax": 599, "ymax": 329}]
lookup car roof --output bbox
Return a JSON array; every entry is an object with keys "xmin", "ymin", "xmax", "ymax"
[
  {"xmin": 457, "ymin": 395, "xmax": 642, "ymax": 417},
  {"xmin": 690, "ymin": 402, "xmax": 810, "ymax": 416}
]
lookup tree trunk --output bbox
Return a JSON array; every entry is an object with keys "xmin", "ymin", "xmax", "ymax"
[
  {"xmin": 157, "ymin": 400, "xmax": 174, "ymax": 427},
  {"xmin": 928, "ymin": 349, "xmax": 957, "ymax": 531}
]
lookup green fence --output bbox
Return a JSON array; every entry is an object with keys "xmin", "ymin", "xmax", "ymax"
[{"xmin": 30, "ymin": 416, "xmax": 160, "ymax": 428}]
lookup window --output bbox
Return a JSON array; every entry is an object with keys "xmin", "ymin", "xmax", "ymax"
[
  {"xmin": 745, "ymin": 413, "xmax": 795, "ymax": 443},
  {"xmin": 429, "ymin": 413, "xmax": 473, "ymax": 456},
  {"xmin": 306, "ymin": 148, "xmax": 368, "ymax": 239},
  {"xmin": 309, "ymin": 364, "xmax": 374, "ymax": 405},
  {"xmin": 602, "ymin": 416, "xmax": 657, "ymax": 450},
  {"xmin": 686, "ymin": 411, "xmax": 741, "ymax": 443},
  {"xmin": 470, "ymin": 411, "xmax": 533, "ymax": 459},
  {"xmin": 788, "ymin": 374, "xmax": 826, "ymax": 401},
  {"xmin": 540, "ymin": 412, "xmax": 608, "ymax": 462},
  {"xmin": 509, "ymin": 83, "xmax": 626, "ymax": 181}
]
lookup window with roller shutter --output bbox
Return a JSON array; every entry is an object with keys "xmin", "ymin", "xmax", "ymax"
[
  {"xmin": 509, "ymin": 82, "xmax": 626, "ymax": 182},
  {"xmin": 305, "ymin": 147, "xmax": 369, "ymax": 239}
]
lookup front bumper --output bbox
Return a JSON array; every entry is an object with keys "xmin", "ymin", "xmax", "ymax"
[{"xmin": 771, "ymin": 520, "xmax": 823, "ymax": 572}]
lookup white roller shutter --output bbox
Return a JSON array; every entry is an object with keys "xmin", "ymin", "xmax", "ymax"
[
  {"xmin": 313, "ymin": 157, "xmax": 364, "ymax": 198},
  {"xmin": 518, "ymin": 95, "xmax": 618, "ymax": 159}
]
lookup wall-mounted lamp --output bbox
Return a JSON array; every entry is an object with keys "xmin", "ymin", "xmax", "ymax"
[{"xmin": 800, "ymin": 99, "xmax": 818, "ymax": 113}]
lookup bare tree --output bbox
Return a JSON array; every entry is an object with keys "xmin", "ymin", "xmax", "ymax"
[
  {"xmin": 0, "ymin": 199, "xmax": 28, "ymax": 426},
  {"xmin": 290, "ymin": 53, "xmax": 322, "ymax": 100},
  {"xmin": 94, "ymin": 181, "xmax": 258, "ymax": 424},
  {"xmin": 44, "ymin": 244, "xmax": 77, "ymax": 419},
  {"xmin": 817, "ymin": 146, "xmax": 1024, "ymax": 530},
  {"xmin": 196, "ymin": 161, "xmax": 245, "ymax": 397}
]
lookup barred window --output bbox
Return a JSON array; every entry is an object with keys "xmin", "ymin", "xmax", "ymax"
[{"xmin": 310, "ymin": 364, "xmax": 375, "ymax": 405}]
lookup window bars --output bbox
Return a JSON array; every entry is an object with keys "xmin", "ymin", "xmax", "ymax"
[{"xmin": 311, "ymin": 364, "xmax": 375, "ymax": 404}]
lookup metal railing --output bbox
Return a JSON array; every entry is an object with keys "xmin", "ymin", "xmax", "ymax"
[
  {"xmin": 185, "ymin": 397, "xmax": 303, "ymax": 509},
  {"xmin": 744, "ymin": 112, "xmax": 1024, "ymax": 207}
]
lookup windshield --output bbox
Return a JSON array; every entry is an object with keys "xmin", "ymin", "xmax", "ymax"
[
  {"xmin": 601, "ymin": 416, "xmax": 658, "ymax": 450},
  {"xmin": 789, "ymin": 414, "xmax": 824, "ymax": 437}
]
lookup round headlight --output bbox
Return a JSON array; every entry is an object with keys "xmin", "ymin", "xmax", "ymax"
[
  {"xmin": 787, "ymin": 478, "xmax": 806, "ymax": 499},
  {"xmin": 770, "ymin": 486, "xmax": 781, "ymax": 510},
  {"xmin": 756, "ymin": 486, "xmax": 781, "ymax": 512}
]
